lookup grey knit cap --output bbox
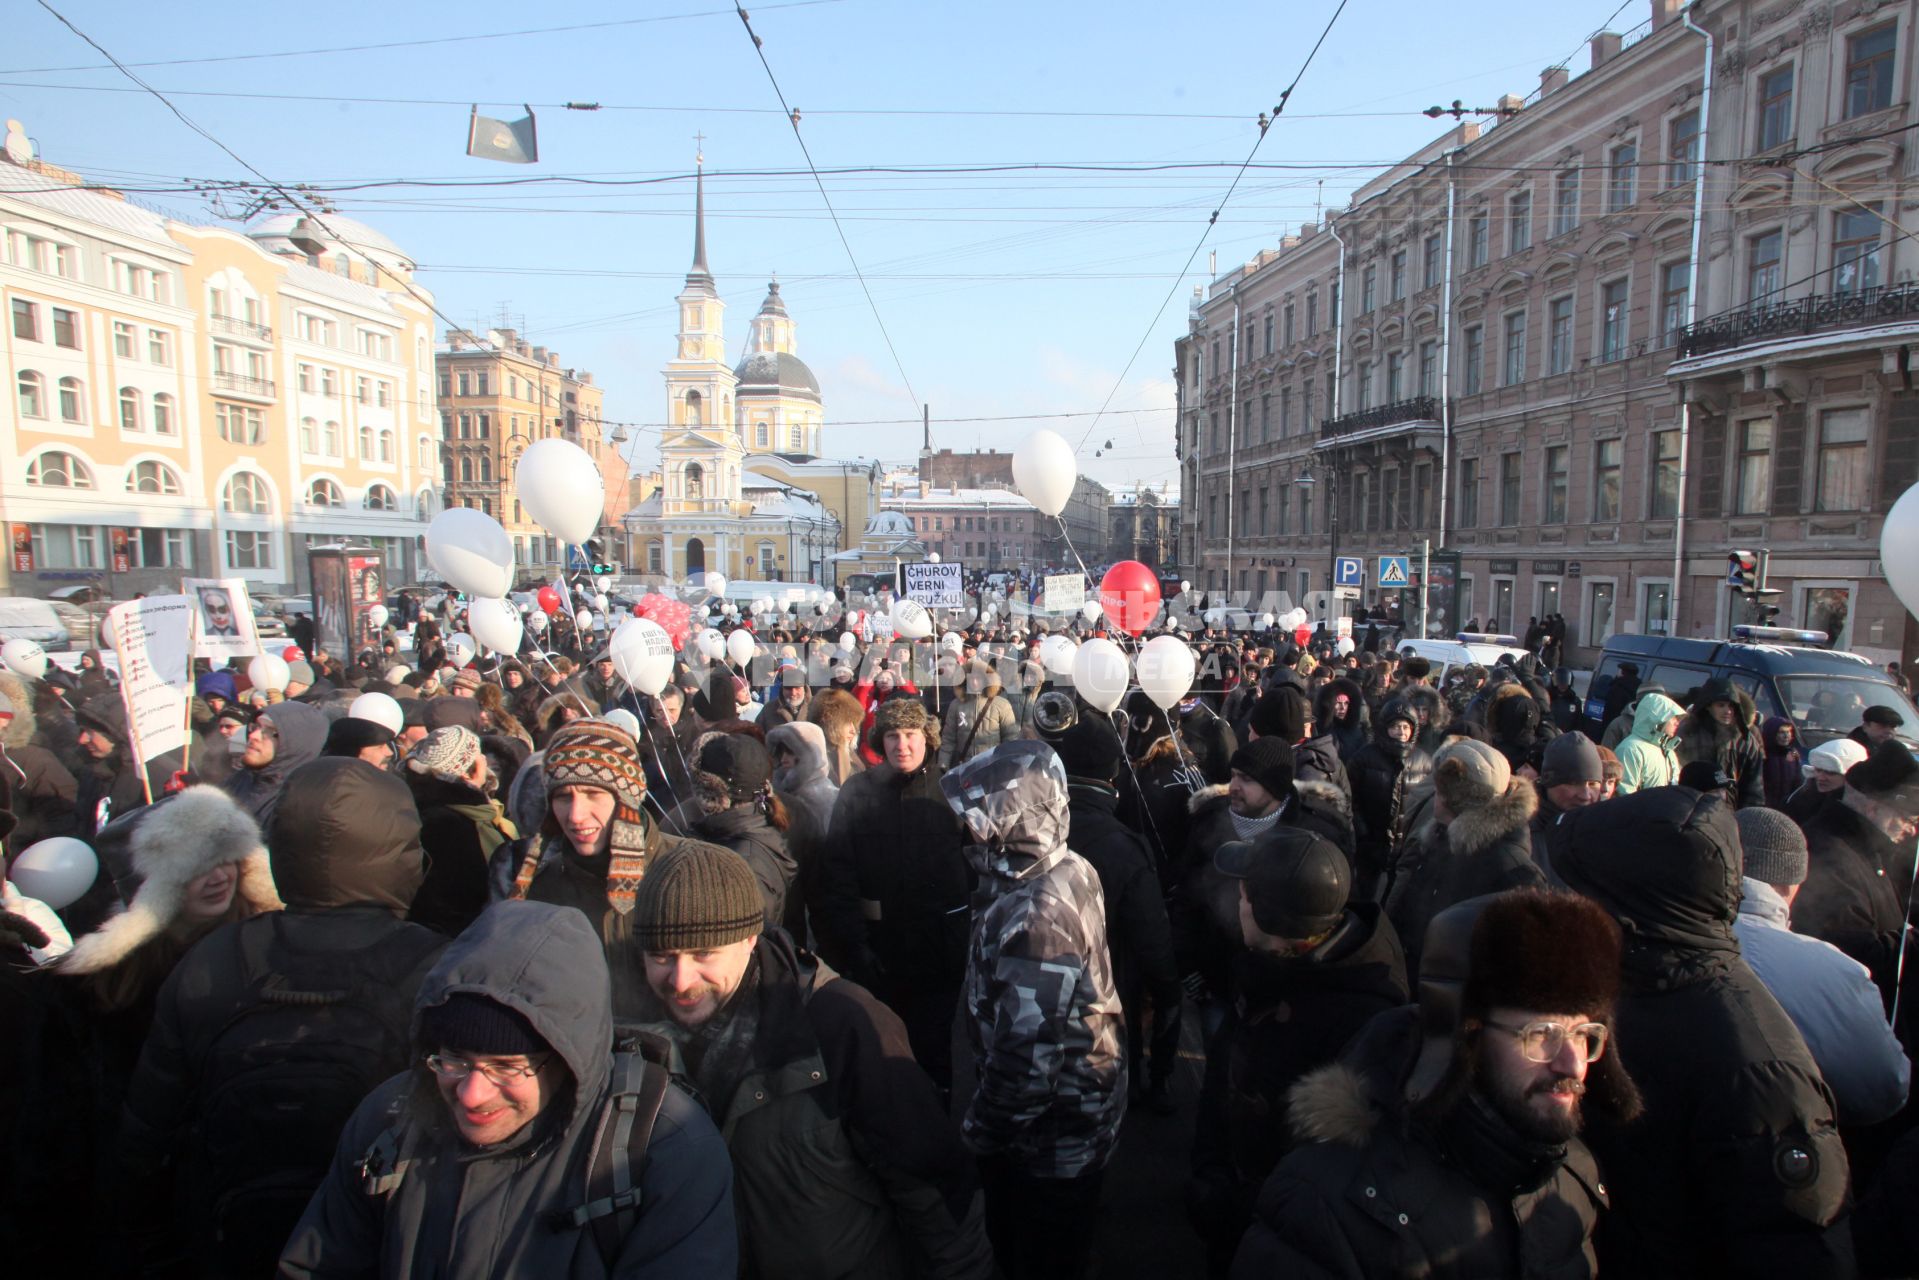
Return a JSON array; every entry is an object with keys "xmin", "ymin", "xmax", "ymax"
[
  {"xmin": 1737, "ymin": 806, "xmax": 1809, "ymax": 887},
  {"xmin": 631, "ymin": 843, "xmax": 765, "ymax": 952},
  {"xmin": 407, "ymin": 724, "xmax": 483, "ymax": 785}
]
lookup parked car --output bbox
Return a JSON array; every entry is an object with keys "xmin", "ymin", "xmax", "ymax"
[
  {"xmin": 46, "ymin": 583, "xmax": 111, "ymax": 606},
  {"xmin": 48, "ymin": 600, "xmax": 102, "ymax": 648},
  {"xmin": 0, "ymin": 598, "xmax": 73, "ymax": 652}
]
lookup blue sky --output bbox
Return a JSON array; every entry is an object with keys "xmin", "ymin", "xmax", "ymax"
[{"xmin": 5, "ymin": 0, "xmax": 1647, "ymax": 494}]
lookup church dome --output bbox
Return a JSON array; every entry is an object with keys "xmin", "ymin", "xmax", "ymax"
[
  {"xmin": 864, "ymin": 510, "xmax": 915, "ymax": 538},
  {"xmin": 734, "ymin": 350, "xmax": 821, "ymax": 403}
]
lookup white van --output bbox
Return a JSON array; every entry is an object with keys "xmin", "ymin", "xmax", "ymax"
[
  {"xmin": 718, "ymin": 580, "xmax": 832, "ymax": 612},
  {"xmin": 0, "ymin": 597, "xmax": 72, "ymax": 651},
  {"xmin": 1396, "ymin": 633, "xmax": 1527, "ymax": 684}
]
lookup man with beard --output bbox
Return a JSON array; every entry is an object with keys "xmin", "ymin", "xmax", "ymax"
[{"xmin": 1234, "ymin": 889, "xmax": 1637, "ymax": 1278}]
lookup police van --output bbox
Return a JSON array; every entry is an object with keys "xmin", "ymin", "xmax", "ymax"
[
  {"xmin": 1582, "ymin": 626, "xmax": 1919, "ymax": 748},
  {"xmin": 1396, "ymin": 633, "xmax": 1529, "ymax": 684}
]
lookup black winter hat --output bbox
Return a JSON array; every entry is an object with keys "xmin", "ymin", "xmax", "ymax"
[
  {"xmin": 418, "ymin": 993, "xmax": 550, "ymax": 1058},
  {"xmin": 1229, "ymin": 737, "xmax": 1295, "ymax": 802},
  {"xmin": 1215, "ymin": 827, "xmax": 1348, "ymax": 939},
  {"xmin": 1847, "ymin": 740, "xmax": 1919, "ymax": 808},
  {"xmin": 1049, "ymin": 713, "xmax": 1124, "ymax": 783},
  {"xmin": 1249, "ymin": 686, "xmax": 1309, "ymax": 743},
  {"xmin": 698, "ymin": 733, "xmax": 773, "ymax": 803},
  {"xmin": 323, "ymin": 714, "xmax": 396, "ymax": 758}
]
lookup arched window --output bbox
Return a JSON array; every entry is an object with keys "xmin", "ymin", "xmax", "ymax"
[
  {"xmin": 223, "ymin": 471, "xmax": 270, "ymax": 514},
  {"xmin": 152, "ymin": 392, "xmax": 175, "ymax": 435},
  {"xmin": 301, "ymin": 417, "xmax": 318, "ymax": 452},
  {"xmin": 56, "ymin": 376, "xmax": 81, "ymax": 423},
  {"xmin": 685, "ymin": 461, "xmax": 704, "ymax": 500},
  {"xmin": 685, "ymin": 390, "xmax": 703, "ymax": 426},
  {"xmin": 358, "ymin": 425, "xmax": 375, "ymax": 460},
  {"xmin": 459, "ymin": 455, "xmax": 474, "ymax": 483},
  {"xmin": 307, "ymin": 478, "xmax": 342, "ymax": 507},
  {"xmin": 479, "ymin": 453, "xmax": 493, "ymax": 482},
  {"xmin": 323, "ymin": 420, "xmax": 340, "ymax": 454},
  {"xmin": 27, "ymin": 450, "xmax": 92, "ymax": 488},
  {"xmin": 365, "ymin": 484, "xmax": 396, "ymax": 511},
  {"xmin": 414, "ymin": 489, "xmax": 435, "ymax": 520},
  {"xmin": 378, "ymin": 428, "xmax": 394, "ymax": 462},
  {"xmin": 417, "ymin": 435, "xmax": 432, "ymax": 467},
  {"xmin": 127, "ymin": 460, "xmax": 182, "ymax": 495},
  {"xmin": 442, "ymin": 455, "xmax": 454, "ymax": 482},
  {"xmin": 16, "ymin": 371, "xmax": 44, "ymax": 419},
  {"xmin": 118, "ymin": 386, "xmax": 140, "ymax": 431}
]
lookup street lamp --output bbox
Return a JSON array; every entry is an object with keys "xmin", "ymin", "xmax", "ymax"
[{"xmin": 1295, "ymin": 464, "xmax": 1339, "ymax": 620}]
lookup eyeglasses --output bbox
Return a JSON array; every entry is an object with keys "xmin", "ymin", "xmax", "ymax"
[
  {"xmin": 423, "ymin": 1053, "xmax": 550, "ymax": 1086},
  {"xmin": 1484, "ymin": 1018, "xmax": 1609, "ymax": 1064}
]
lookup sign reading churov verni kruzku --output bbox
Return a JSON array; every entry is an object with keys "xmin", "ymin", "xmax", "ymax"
[
  {"xmin": 902, "ymin": 561, "xmax": 965, "ymax": 609},
  {"xmin": 1044, "ymin": 573, "xmax": 1085, "ymax": 613}
]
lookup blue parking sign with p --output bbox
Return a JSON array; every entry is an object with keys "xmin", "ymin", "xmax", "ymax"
[
  {"xmin": 1378, "ymin": 556, "xmax": 1410, "ymax": 588},
  {"xmin": 1334, "ymin": 556, "xmax": 1363, "ymax": 588}
]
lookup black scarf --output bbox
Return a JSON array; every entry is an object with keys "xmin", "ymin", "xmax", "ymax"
[{"xmin": 1435, "ymin": 1088, "xmax": 1568, "ymax": 1199}]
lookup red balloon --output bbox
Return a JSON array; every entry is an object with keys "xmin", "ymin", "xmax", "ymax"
[
  {"xmin": 536, "ymin": 586, "xmax": 563, "ymax": 615},
  {"xmin": 1294, "ymin": 624, "xmax": 1313, "ymax": 646},
  {"xmin": 282, "ymin": 645, "xmax": 305, "ymax": 662},
  {"xmin": 1098, "ymin": 561, "xmax": 1162, "ymax": 637},
  {"xmin": 635, "ymin": 592, "xmax": 692, "ymax": 652}
]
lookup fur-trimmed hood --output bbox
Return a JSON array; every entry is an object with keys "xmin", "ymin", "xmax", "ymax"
[
  {"xmin": 1188, "ymin": 781, "xmax": 1230, "ymax": 817},
  {"xmin": 1446, "ymin": 777, "xmax": 1537, "ymax": 856},
  {"xmin": 59, "ymin": 786, "xmax": 280, "ymax": 974},
  {"xmin": 0, "ymin": 669, "xmax": 37, "ymax": 749},
  {"xmin": 1288, "ymin": 1061, "xmax": 1381, "ymax": 1148},
  {"xmin": 1295, "ymin": 777, "xmax": 1353, "ymax": 823}
]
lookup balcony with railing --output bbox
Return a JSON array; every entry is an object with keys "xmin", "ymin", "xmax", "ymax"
[
  {"xmin": 211, "ymin": 313, "xmax": 273, "ymax": 344},
  {"xmin": 1676, "ymin": 282, "xmax": 1919, "ymax": 361},
  {"xmin": 1319, "ymin": 395, "xmax": 1443, "ymax": 448},
  {"xmin": 212, "ymin": 371, "xmax": 278, "ymax": 401}
]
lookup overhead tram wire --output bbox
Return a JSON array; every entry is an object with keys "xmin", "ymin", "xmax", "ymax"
[
  {"xmin": 1072, "ymin": 0, "xmax": 1352, "ymax": 456},
  {"xmin": 30, "ymin": 0, "xmax": 485, "ymax": 354},
  {"xmin": 732, "ymin": 2, "xmax": 919, "ymax": 411}
]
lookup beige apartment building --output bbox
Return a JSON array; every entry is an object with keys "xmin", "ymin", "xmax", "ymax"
[{"xmin": 1178, "ymin": 0, "xmax": 1919, "ymax": 666}]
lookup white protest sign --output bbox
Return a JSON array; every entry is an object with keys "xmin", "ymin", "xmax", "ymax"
[
  {"xmin": 1044, "ymin": 573, "xmax": 1085, "ymax": 613},
  {"xmin": 902, "ymin": 561, "xmax": 965, "ymax": 609},
  {"xmin": 107, "ymin": 595, "xmax": 196, "ymax": 780},
  {"xmin": 183, "ymin": 576, "xmax": 263, "ymax": 660}
]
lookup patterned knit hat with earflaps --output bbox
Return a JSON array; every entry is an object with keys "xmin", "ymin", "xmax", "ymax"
[{"xmin": 525, "ymin": 719, "xmax": 650, "ymax": 914}]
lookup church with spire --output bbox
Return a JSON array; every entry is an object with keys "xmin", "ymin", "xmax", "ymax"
[{"xmin": 625, "ymin": 152, "xmax": 882, "ymax": 588}]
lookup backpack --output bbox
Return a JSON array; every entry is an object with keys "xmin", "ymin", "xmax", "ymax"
[
  {"xmin": 193, "ymin": 919, "xmax": 444, "ymax": 1275},
  {"xmin": 358, "ymin": 1034, "xmax": 673, "ymax": 1268}
]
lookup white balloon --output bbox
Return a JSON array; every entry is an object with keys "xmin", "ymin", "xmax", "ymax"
[
  {"xmin": 940, "ymin": 631, "xmax": 965, "ymax": 654},
  {"xmin": 444, "ymin": 633, "xmax": 476, "ymax": 669},
  {"xmin": 1884, "ymin": 484, "xmax": 1919, "ymax": 621},
  {"xmin": 927, "ymin": 552, "xmax": 942, "ymax": 564},
  {"xmin": 726, "ymin": 629, "xmax": 757, "ymax": 666},
  {"xmin": 1080, "ymin": 601, "xmax": 1102, "ymax": 624},
  {"xmin": 1335, "ymin": 636, "xmax": 1356, "ymax": 656},
  {"xmin": 594, "ymin": 593, "xmax": 610, "ymax": 612},
  {"xmin": 366, "ymin": 604, "xmax": 390, "ymax": 629},
  {"xmin": 890, "ymin": 598, "xmax": 933, "ymax": 640},
  {"xmin": 1071, "ymin": 637, "xmax": 1130, "ymax": 713},
  {"xmin": 696, "ymin": 629, "xmax": 727, "ymax": 661},
  {"xmin": 525, "ymin": 609, "xmax": 549, "ymax": 633},
  {"xmin": 681, "ymin": 571, "xmax": 728, "ymax": 604},
  {"xmin": 2, "ymin": 637, "xmax": 48, "ymax": 681},
  {"xmin": 349, "ymin": 691, "xmax": 404, "ymax": 735},
  {"xmin": 575, "ymin": 608, "xmax": 594, "ymax": 632},
  {"xmin": 247, "ymin": 652, "xmax": 290, "ymax": 693},
  {"xmin": 467, "ymin": 598, "xmax": 524, "ymax": 655},
  {"xmin": 10, "ymin": 835, "xmax": 97, "ymax": 909},
  {"xmin": 425, "ymin": 507, "xmax": 515, "ymax": 600},
  {"xmin": 838, "ymin": 632, "xmax": 857, "ymax": 652},
  {"xmin": 604, "ymin": 708, "xmax": 642, "ymax": 738},
  {"xmin": 515, "ymin": 438, "xmax": 604, "ymax": 544},
  {"xmin": 610, "ymin": 618, "xmax": 675, "ymax": 694},
  {"xmin": 1258, "ymin": 612, "xmax": 1276, "ymax": 627},
  {"xmin": 1040, "ymin": 633, "xmax": 1079, "ymax": 677},
  {"xmin": 1136, "ymin": 634, "xmax": 1197, "ymax": 711},
  {"xmin": 1011, "ymin": 429, "xmax": 1077, "ymax": 517}
]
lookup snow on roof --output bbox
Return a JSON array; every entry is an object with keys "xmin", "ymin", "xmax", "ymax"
[
  {"xmin": 0, "ymin": 162, "xmax": 175, "ymax": 246},
  {"xmin": 883, "ymin": 487, "xmax": 1037, "ymax": 508}
]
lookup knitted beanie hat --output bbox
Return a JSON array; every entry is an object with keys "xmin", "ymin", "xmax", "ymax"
[
  {"xmin": 407, "ymin": 724, "xmax": 484, "ymax": 785},
  {"xmin": 1229, "ymin": 737, "xmax": 1296, "ymax": 802},
  {"xmin": 525, "ymin": 720, "xmax": 650, "ymax": 914},
  {"xmin": 417, "ymin": 992, "xmax": 550, "ymax": 1058},
  {"xmin": 1736, "ymin": 806, "xmax": 1810, "ymax": 887},
  {"xmin": 631, "ymin": 843, "xmax": 766, "ymax": 952}
]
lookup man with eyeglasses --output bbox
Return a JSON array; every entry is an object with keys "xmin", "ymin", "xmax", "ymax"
[
  {"xmin": 280, "ymin": 898, "xmax": 738, "ymax": 1278},
  {"xmin": 1236, "ymin": 889, "xmax": 1639, "ymax": 1277}
]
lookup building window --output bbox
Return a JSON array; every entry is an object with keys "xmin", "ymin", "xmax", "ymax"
[
  {"xmin": 1279, "ymin": 386, "xmax": 1292, "ymax": 435},
  {"xmin": 355, "ymin": 375, "xmax": 370, "ymax": 405},
  {"xmin": 1418, "ymin": 340, "xmax": 1437, "ymax": 397},
  {"xmin": 1499, "ymin": 451, "xmax": 1521, "ymax": 526},
  {"xmin": 1844, "ymin": 24, "xmax": 1896, "ymax": 119},
  {"xmin": 378, "ymin": 428, "xmax": 394, "ymax": 462},
  {"xmin": 118, "ymin": 386, "xmax": 140, "ymax": 431},
  {"xmin": 1389, "ymin": 250, "xmax": 1407, "ymax": 301},
  {"xmin": 51, "ymin": 307, "xmax": 78, "ymax": 349},
  {"xmin": 225, "ymin": 530, "xmax": 272, "ymax": 570},
  {"xmin": 366, "ymin": 484, "xmax": 397, "ymax": 512},
  {"xmin": 16, "ymin": 369, "xmax": 44, "ymax": 418},
  {"xmin": 1361, "ymin": 266, "xmax": 1376, "ymax": 314},
  {"xmin": 1650, "ymin": 429, "xmax": 1680, "ymax": 519},
  {"xmin": 1282, "ymin": 304, "xmax": 1294, "ymax": 346},
  {"xmin": 1758, "ymin": 65, "xmax": 1794, "ymax": 149},
  {"xmin": 1468, "ymin": 213, "xmax": 1489, "ymax": 268},
  {"xmin": 57, "ymin": 375, "xmax": 81, "ymax": 423},
  {"xmin": 127, "ymin": 460, "xmax": 181, "ymax": 496},
  {"xmin": 1458, "ymin": 325, "xmax": 1482, "ymax": 395},
  {"xmin": 1600, "ymin": 278, "xmax": 1629, "ymax": 362},
  {"xmin": 11, "ymin": 299, "xmax": 37, "ymax": 342},
  {"xmin": 1660, "ymin": 261, "xmax": 1690, "ymax": 345},
  {"xmin": 1548, "ymin": 296, "xmax": 1574, "ymax": 374},
  {"xmin": 1385, "ymin": 352, "xmax": 1404, "ymax": 402},
  {"xmin": 308, "ymin": 479, "xmax": 343, "ymax": 507},
  {"xmin": 217, "ymin": 402, "xmax": 265, "ymax": 444},
  {"xmin": 114, "ymin": 321, "xmax": 134, "ymax": 358},
  {"xmin": 1748, "ymin": 230, "xmax": 1784, "ymax": 304},
  {"xmin": 1607, "ymin": 141, "xmax": 1637, "ymax": 211},
  {"xmin": 1502, "ymin": 311, "xmax": 1527, "ymax": 386},
  {"xmin": 26, "ymin": 450, "xmax": 91, "ymax": 487},
  {"xmin": 647, "ymin": 542, "xmax": 663, "ymax": 573},
  {"xmin": 301, "ymin": 417, "xmax": 318, "ymax": 453},
  {"xmin": 1306, "ymin": 293, "xmax": 1317, "ymax": 336},
  {"xmin": 152, "ymin": 391, "xmax": 174, "ymax": 435},
  {"xmin": 1543, "ymin": 445, "xmax": 1569, "ymax": 523},
  {"xmin": 1668, "ymin": 110, "xmax": 1701, "ymax": 187},
  {"xmin": 478, "ymin": 453, "xmax": 492, "ymax": 483},
  {"xmin": 1593, "ymin": 438, "xmax": 1622, "ymax": 522},
  {"xmin": 1815, "ymin": 407, "xmax": 1870, "ymax": 512},
  {"xmin": 759, "ymin": 542, "xmax": 776, "ymax": 576},
  {"xmin": 1508, "ymin": 189, "xmax": 1532, "ymax": 253},
  {"xmin": 1356, "ymin": 361, "xmax": 1372, "ymax": 411},
  {"xmin": 1834, "ymin": 204, "xmax": 1883, "ymax": 294},
  {"xmin": 1263, "ymin": 313, "xmax": 1273, "ymax": 355},
  {"xmin": 1423, "ymin": 232, "xmax": 1443, "ymax": 289},
  {"xmin": 1735, "ymin": 419, "xmax": 1773, "ymax": 515},
  {"xmin": 323, "ymin": 420, "xmax": 339, "ymax": 454},
  {"xmin": 29, "ymin": 523, "xmax": 101, "ymax": 571},
  {"xmin": 147, "ymin": 330, "xmax": 170, "ymax": 366},
  {"xmin": 1588, "ymin": 581, "xmax": 1615, "ymax": 646},
  {"xmin": 1552, "ymin": 168, "xmax": 1581, "ymax": 236},
  {"xmin": 1260, "ymin": 393, "xmax": 1271, "ymax": 441},
  {"xmin": 321, "ymin": 368, "xmax": 337, "ymax": 398}
]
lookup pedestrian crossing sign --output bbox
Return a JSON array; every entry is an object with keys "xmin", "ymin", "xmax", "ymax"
[
  {"xmin": 566, "ymin": 545, "xmax": 591, "ymax": 573},
  {"xmin": 1378, "ymin": 556, "xmax": 1410, "ymax": 588}
]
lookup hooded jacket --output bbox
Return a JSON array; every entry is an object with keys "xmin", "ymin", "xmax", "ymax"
[
  {"xmin": 1674, "ymin": 679, "xmax": 1766, "ymax": 809},
  {"xmin": 1552, "ymin": 787, "xmax": 1854, "ymax": 1279},
  {"xmin": 764, "ymin": 720, "xmax": 838, "ymax": 940},
  {"xmin": 1758, "ymin": 716, "xmax": 1804, "ymax": 811},
  {"xmin": 277, "ymin": 900, "xmax": 739, "ymax": 1279},
  {"xmin": 1402, "ymin": 683, "xmax": 1451, "ymax": 757},
  {"xmin": 222, "ymin": 700, "xmax": 329, "ymax": 830},
  {"xmin": 1612, "ymin": 691, "xmax": 1684, "ymax": 795},
  {"xmin": 939, "ymin": 672, "xmax": 1019, "ymax": 768},
  {"xmin": 0, "ymin": 670, "xmax": 77, "ymax": 847},
  {"xmin": 1383, "ymin": 780, "xmax": 1540, "ymax": 983},
  {"xmin": 943, "ymin": 742, "xmax": 1125, "ymax": 1178},
  {"xmin": 1345, "ymin": 698, "xmax": 1435, "ymax": 881},
  {"xmin": 1314, "ymin": 679, "xmax": 1370, "ymax": 762},
  {"xmin": 633, "ymin": 930, "xmax": 992, "ymax": 1280}
]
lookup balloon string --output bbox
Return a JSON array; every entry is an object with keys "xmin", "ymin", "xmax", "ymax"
[
  {"xmin": 1117, "ymin": 627, "xmax": 1202, "ymax": 796},
  {"xmin": 638, "ymin": 710, "xmax": 695, "ymax": 837}
]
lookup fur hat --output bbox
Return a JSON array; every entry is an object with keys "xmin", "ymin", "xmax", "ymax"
[
  {"xmin": 59, "ymin": 787, "xmax": 281, "ymax": 974},
  {"xmin": 870, "ymin": 694, "xmax": 940, "ymax": 755},
  {"xmin": 1807, "ymin": 738, "xmax": 1867, "ymax": 776},
  {"xmin": 1848, "ymin": 740, "xmax": 1919, "ymax": 809},
  {"xmin": 1433, "ymin": 738, "xmax": 1512, "ymax": 813},
  {"xmin": 1464, "ymin": 888, "xmax": 1622, "ymax": 1021}
]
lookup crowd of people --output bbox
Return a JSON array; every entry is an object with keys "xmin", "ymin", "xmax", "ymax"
[{"xmin": 3, "ymin": 592, "xmax": 1919, "ymax": 1278}]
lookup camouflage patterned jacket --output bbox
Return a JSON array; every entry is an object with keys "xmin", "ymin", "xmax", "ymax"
[{"xmin": 941, "ymin": 740, "xmax": 1127, "ymax": 1179}]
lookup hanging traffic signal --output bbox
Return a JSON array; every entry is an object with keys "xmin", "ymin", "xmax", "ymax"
[{"xmin": 1727, "ymin": 549, "xmax": 1758, "ymax": 590}]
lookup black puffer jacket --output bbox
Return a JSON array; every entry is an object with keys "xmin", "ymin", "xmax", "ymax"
[
  {"xmin": 1794, "ymin": 794, "xmax": 1908, "ymax": 1002},
  {"xmin": 1191, "ymin": 904, "xmax": 1407, "ymax": 1261},
  {"xmin": 1673, "ymin": 679, "xmax": 1766, "ymax": 810},
  {"xmin": 1344, "ymin": 699, "xmax": 1434, "ymax": 883},
  {"xmin": 1383, "ymin": 780, "xmax": 1539, "ymax": 983},
  {"xmin": 1065, "ymin": 778, "xmax": 1180, "ymax": 1047},
  {"xmin": 1553, "ymin": 786, "xmax": 1854, "ymax": 1279}
]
